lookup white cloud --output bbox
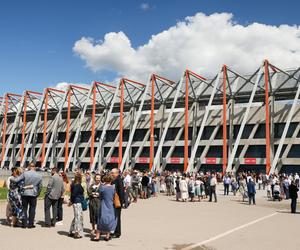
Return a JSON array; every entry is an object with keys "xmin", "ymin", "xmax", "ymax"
[
  {"xmin": 73, "ymin": 12, "xmax": 300, "ymax": 82},
  {"xmin": 140, "ymin": 3, "xmax": 150, "ymax": 11},
  {"xmin": 53, "ymin": 82, "xmax": 91, "ymax": 91}
]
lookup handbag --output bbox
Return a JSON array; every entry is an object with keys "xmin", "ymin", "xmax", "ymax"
[
  {"xmin": 81, "ymin": 198, "xmax": 88, "ymax": 211},
  {"xmin": 114, "ymin": 192, "xmax": 121, "ymax": 209}
]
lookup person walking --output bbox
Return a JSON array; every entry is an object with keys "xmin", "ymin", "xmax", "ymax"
[
  {"xmin": 91, "ymin": 174, "xmax": 117, "ymax": 241},
  {"xmin": 247, "ymin": 178, "xmax": 256, "ymax": 205},
  {"xmin": 44, "ymin": 167, "xmax": 64, "ymax": 227},
  {"xmin": 179, "ymin": 175, "xmax": 188, "ymax": 202},
  {"xmin": 141, "ymin": 172, "xmax": 150, "ymax": 199},
  {"xmin": 10, "ymin": 163, "xmax": 42, "ymax": 228},
  {"xmin": 289, "ymin": 180, "xmax": 299, "ymax": 213},
  {"xmin": 223, "ymin": 174, "xmax": 231, "ymax": 195},
  {"xmin": 88, "ymin": 174, "xmax": 101, "ymax": 235},
  {"xmin": 209, "ymin": 173, "xmax": 217, "ymax": 202},
  {"xmin": 56, "ymin": 171, "xmax": 69, "ymax": 225},
  {"xmin": 131, "ymin": 171, "xmax": 140, "ymax": 202},
  {"xmin": 69, "ymin": 173, "xmax": 84, "ymax": 239},
  {"xmin": 175, "ymin": 176, "xmax": 181, "ymax": 201},
  {"xmin": 111, "ymin": 168, "xmax": 124, "ymax": 238}
]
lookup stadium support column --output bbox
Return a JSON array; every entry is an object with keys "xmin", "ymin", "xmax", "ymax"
[
  {"xmin": 222, "ymin": 65, "xmax": 227, "ymax": 175},
  {"xmin": 20, "ymin": 91, "xmax": 28, "ymax": 164},
  {"xmin": 1, "ymin": 94, "xmax": 8, "ymax": 166},
  {"xmin": 153, "ymin": 74, "xmax": 184, "ymax": 172},
  {"xmin": 119, "ymin": 79, "xmax": 124, "ymax": 169},
  {"xmin": 149, "ymin": 75, "xmax": 155, "ymax": 171},
  {"xmin": 90, "ymin": 83, "xmax": 96, "ymax": 169},
  {"xmin": 187, "ymin": 73, "xmax": 221, "ymax": 172},
  {"xmin": 158, "ymin": 104, "xmax": 165, "ymax": 171},
  {"xmin": 192, "ymin": 102, "xmax": 199, "ymax": 167},
  {"xmin": 184, "ymin": 70, "xmax": 189, "ymax": 173},
  {"xmin": 227, "ymin": 66, "xmax": 263, "ymax": 173},
  {"xmin": 270, "ymin": 68, "xmax": 300, "ymax": 174},
  {"xmin": 65, "ymin": 88, "xmax": 71, "ymax": 171},
  {"xmin": 270, "ymin": 94, "xmax": 275, "ymax": 165},
  {"xmin": 228, "ymin": 98, "xmax": 235, "ymax": 171},
  {"xmin": 128, "ymin": 106, "xmax": 135, "ymax": 169},
  {"xmin": 41, "ymin": 89, "xmax": 48, "ymax": 166},
  {"xmin": 264, "ymin": 60, "xmax": 271, "ymax": 175}
]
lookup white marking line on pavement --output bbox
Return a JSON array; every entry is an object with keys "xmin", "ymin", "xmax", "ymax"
[{"xmin": 183, "ymin": 212, "xmax": 278, "ymax": 250}]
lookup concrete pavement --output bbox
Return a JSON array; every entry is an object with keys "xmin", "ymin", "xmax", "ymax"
[{"xmin": 0, "ymin": 186, "xmax": 299, "ymax": 250}]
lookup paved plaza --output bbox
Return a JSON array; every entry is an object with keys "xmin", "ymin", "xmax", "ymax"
[{"xmin": 0, "ymin": 187, "xmax": 299, "ymax": 250}]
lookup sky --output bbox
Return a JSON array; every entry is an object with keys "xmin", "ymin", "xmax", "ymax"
[{"xmin": 0, "ymin": 0, "xmax": 300, "ymax": 96}]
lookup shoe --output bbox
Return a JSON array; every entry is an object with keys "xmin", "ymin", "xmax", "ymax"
[
  {"xmin": 90, "ymin": 238, "xmax": 100, "ymax": 242},
  {"xmin": 28, "ymin": 225, "xmax": 36, "ymax": 229},
  {"xmin": 104, "ymin": 236, "xmax": 111, "ymax": 241},
  {"xmin": 68, "ymin": 233, "xmax": 75, "ymax": 237}
]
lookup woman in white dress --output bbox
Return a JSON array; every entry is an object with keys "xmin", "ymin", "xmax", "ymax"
[{"xmin": 179, "ymin": 176, "xmax": 188, "ymax": 202}]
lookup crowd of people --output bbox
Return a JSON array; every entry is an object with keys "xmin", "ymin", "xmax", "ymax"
[{"xmin": 4, "ymin": 163, "xmax": 300, "ymax": 242}]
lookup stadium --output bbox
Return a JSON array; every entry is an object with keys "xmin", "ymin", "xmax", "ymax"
[{"xmin": 1, "ymin": 60, "xmax": 300, "ymax": 174}]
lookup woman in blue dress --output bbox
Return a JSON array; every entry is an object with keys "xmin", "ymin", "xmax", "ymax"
[{"xmin": 92, "ymin": 174, "xmax": 117, "ymax": 241}]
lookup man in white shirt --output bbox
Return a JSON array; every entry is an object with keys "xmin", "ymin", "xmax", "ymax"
[
  {"xmin": 209, "ymin": 173, "xmax": 217, "ymax": 202},
  {"xmin": 123, "ymin": 171, "xmax": 132, "ymax": 208}
]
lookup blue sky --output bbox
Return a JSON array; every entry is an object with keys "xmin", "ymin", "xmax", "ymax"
[{"xmin": 0, "ymin": 0, "xmax": 299, "ymax": 96}]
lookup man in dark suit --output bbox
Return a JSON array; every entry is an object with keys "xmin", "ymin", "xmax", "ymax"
[
  {"xmin": 289, "ymin": 180, "xmax": 299, "ymax": 213},
  {"xmin": 111, "ymin": 168, "xmax": 125, "ymax": 238}
]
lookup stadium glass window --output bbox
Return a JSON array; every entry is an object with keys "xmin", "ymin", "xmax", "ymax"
[
  {"xmin": 206, "ymin": 146, "xmax": 223, "ymax": 158},
  {"xmin": 162, "ymin": 146, "xmax": 171, "ymax": 157},
  {"xmin": 233, "ymin": 124, "xmax": 255, "ymax": 139},
  {"xmin": 287, "ymin": 145, "xmax": 300, "ymax": 158},
  {"xmin": 166, "ymin": 128, "xmax": 180, "ymax": 140},
  {"xmin": 140, "ymin": 147, "xmax": 150, "ymax": 157},
  {"xmin": 274, "ymin": 122, "xmax": 297, "ymax": 138},
  {"xmin": 254, "ymin": 124, "xmax": 265, "ymax": 138},
  {"xmin": 274, "ymin": 144, "xmax": 287, "ymax": 158},
  {"xmin": 215, "ymin": 126, "xmax": 229, "ymax": 140},
  {"xmin": 201, "ymin": 126, "xmax": 216, "ymax": 140},
  {"xmin": 133, "ymin": 129, "xmax": 148, "ymax": 141},
  {"xmin": 172, "ymin": 146, "xmax": 191, "ymax": 157},
  {"xmin": 179, "ymin": 127, "xmax": 194, "ymax": 140},
  {"xmin": 245, "ymin": 145, "xmax": 266, "ymax": 158},
  {"xmin": 58, "ymin": 132, "xmax": 66, "ymax": 142},
  {"xmin": 106, "ymin": 130, "xmax": 118, "ymax": 142},
  {"xmin": 195, "ymin": 146, "xmax": 205, "ymax": 157}
]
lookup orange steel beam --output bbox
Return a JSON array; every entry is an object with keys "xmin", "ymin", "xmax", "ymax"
[
  {"xmin": 20, "ymin": 92, "xmax": 28, "ymax": 163},
  {"xmin": 149, "ymin": 75, "xmax": 155, "ymax": 170},
  {"xmin": 118, "ymin": 79, "xmax": 124, "ymax": 168},
  {"xmin": 1, "ymin": 94, "xmax": 8, "ymax": 164},
  {"xmin": 153, "ymin": 74, "xmax": 175, "ymax": 84},
  {"xmin": 186, "ymin": 69, "xmax": 207, "ymax": 81},
  {"xmin": 26, "ymin": 90, "xmax": 42, "ymax": 96},
  {"xmin": 69, "ymin": 85, "xmax": 89, "ymax": 91},
  {"xmin": 95, "ymin": 81, "xmax": 116, "ymax": 89},
  {"xmin": 6, "ymin": 93, "xmax": 22, "ymax": 97},
  {"xmin": 264, "ymin": 60, "xmax": 271, "ymax": 174},
  {"xmin": 41, "ymin": 89, "xmax": 49, "ymax": 164},
  {"xmin": 47, "ymin": 88, "xmax": 65, "ymax": 93},
  {"xmin": 123, "ymin": 78, "xmax": 146, "ymax": 87},
  {"xmin": 90, "ymin": 83, "xmax": 96, "ymax": 168},
  {"xmin": 64, "ymin": 89, "xmax": 71, "ymax": 170},
  {"xmin": 222, "ymin": 65, "xmax": 228, "ymax": 175},
  {"xmin": 184, "ymin": 70, "xmax": 189, "ymax": 172}
]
